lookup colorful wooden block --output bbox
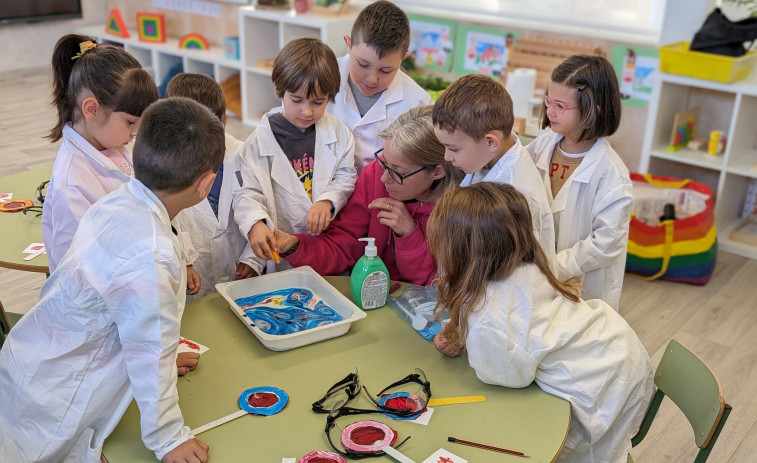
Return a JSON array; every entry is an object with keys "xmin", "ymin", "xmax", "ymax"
[
  {"xmin": 224, "ymin": 36, "xmax": 240, "ymax": 60},
  {"xmin": 137, "ymin": 12, "xmax": 166, "ymax": 43},
  {"xmin": 105, "ymin": 9, "xmax": 129, "ymax": 38},
  {"xmin": 179, "ymin": 33, "xmax": 210, "ymax": 50}
]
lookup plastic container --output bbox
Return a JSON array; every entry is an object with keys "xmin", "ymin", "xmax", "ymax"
[
  {"xmin": 216, "ymin": 266, "xmax": 366, "ymax": 351},
  {"xmin": 659, "ymin": 42, "xmax": 757, "ymax": 83},
  {"xmin": 350, "ymin": 237, "xmax": 389, "ymax": 310}
]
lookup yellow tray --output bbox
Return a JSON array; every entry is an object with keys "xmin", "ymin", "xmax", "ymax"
[{"xmin": 660, "ymin": 41, "xmax": 757, "ymax": 83}]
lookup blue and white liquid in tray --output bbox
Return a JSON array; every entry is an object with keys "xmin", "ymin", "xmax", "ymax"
[{"xmin": 235, "ymin": 288, "xmax": 343, "ymax": 336}]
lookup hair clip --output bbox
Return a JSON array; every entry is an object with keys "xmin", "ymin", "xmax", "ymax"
[{"xmin": 72, "ymin": 41, "xmax": 97, "ymax": 60}]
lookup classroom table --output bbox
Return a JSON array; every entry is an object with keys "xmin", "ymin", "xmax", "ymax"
[
  {"xmin": 103, "ymin": 276, "xmax": 570, "ymax": 463},
  {"xmin": 0, "ymin": 166, "xmax": 51, "ymax": 274}
]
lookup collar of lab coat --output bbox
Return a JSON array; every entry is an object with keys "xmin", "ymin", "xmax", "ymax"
[
  {"xmin": 127, "ymin": 177, "xmax": 172, "ymax": 228},
  {"xmin": 335, "ymin": 53, "xmax": 405, "ymax": 126},
  {"xmin": 62, "ymin": 123, "xmax": 133, "ymax": 175},
  {"xmin": 533, "ymin": 132, "xmax": 604, "ymax": 184},
  {"xmin": 461, "ymin": 132, "xmax": 522, "ymax": 186}
]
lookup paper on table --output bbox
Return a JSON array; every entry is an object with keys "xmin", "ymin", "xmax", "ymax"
[
  {"xmin": 178, "ymin": 337, "xmax": 209, "ymax": 354},
  {"xmin": 422, "ymin": 448, "xmax": 467, "ymax": 463},
  {"xmin": 22, "ymin": 243, "xmax": 45, "ymax": 254},
  {"xmin": 0, "ymin": 193, "xmax": 12, "ymax": 201}
]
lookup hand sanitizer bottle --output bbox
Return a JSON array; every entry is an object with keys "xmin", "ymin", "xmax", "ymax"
[{"xmin": 350, "ymin": 237, "xmax": 390, "ymax": 310}]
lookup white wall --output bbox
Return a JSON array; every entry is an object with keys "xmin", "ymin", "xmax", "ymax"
[{"xmin": 0, "ymin": 0, "xmax": 106, "ymax": 72}]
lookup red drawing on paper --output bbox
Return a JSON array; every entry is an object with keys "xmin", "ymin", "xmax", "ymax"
[
  {"xmin": 438, "ymin": 458, "xmax": 454, "ymax": 463},
  {"xmin": 179, "ymin": 338, "xmax": 200, "ymax": 351}
]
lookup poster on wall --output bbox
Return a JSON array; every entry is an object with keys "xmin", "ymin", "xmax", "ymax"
[
  {"xmin": 611, "ymin": 45, "xmax": 659, "ymax": 109},
  {"xmin": 407, "ymin": 14, "xmax": 456, "ymax": 72},
  {"xmin": 453, "ymin": 24, "xmax": 518, "ymax": 77}
]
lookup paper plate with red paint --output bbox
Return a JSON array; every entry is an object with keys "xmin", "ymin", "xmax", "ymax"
[{"xmin": 238, "ymin": 386, "xmax": 288, "ymax": 416}]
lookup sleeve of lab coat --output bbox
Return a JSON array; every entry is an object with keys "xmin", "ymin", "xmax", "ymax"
[
  {"xmin": 554, "ymin": 181, "xmax": 632, "ymax": 281},
  {"xmin": 466, "ymin": 324, "xmax": 540, "ymax": 389},
  {"xmin": 313, "ymin": 123, "xmax": 357, "ymax": 217},
  {"xmin": 45, "ymin": 185, "xmax": 95, "ymax": 270},
  {"xmin": 232, "ymin": 136, "xmax": 274, "ymax": 238},
  {"xmin": 105, "ymin": 248, "xmax": 192, "ymax": 461}
]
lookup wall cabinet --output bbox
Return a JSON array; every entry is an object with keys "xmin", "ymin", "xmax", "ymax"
[{"xmin": 640, "ymin": 71, "xmax": 757, "ymax": 259}]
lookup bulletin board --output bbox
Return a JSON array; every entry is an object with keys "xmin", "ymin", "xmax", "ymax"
[
  {"xmin": 105, "ymin": 0, "xmax": 240, "ymax": 46},
  {"xmin": 407, "ymin": 14, "xmax": 456, "ymax": 72},
  {"xmin": 453, "ymin": 23, "xmax": 519, "ymax": 77}
]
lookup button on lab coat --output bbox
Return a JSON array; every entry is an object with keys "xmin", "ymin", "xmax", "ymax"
[
  {"xmin": 461, "ymin": 134, "xmax": 557, "ymax": 264},
  {"xmin": 175, "ymin": 133, "xmax": 257, "ymax": 298},
  {"xmin": 0, "ymin": 179, "xmax": 192, "ymax": 462},
  {"xmin": 327, "ymin": 54, "xmax": 432, "ymax": 171},
  {"xmin": 42, "ymin": 124, "xmax": 132, "ymax": 272},
  {"xmin": 528, "ymin": 132, "xmax": 633, "ymax": 310},
  {"xmin": 233, "ymin": 109, "xmax": 357, "ymax": 275},
  {"xmin": 465, "ymin": 263, "xmax": 655, "ymax": 463}
]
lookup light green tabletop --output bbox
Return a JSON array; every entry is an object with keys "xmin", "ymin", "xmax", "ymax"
[
  {"xmin": 103, "ymin": 277, "xmax": 570, "ymax": 463},
  {"xmin": 0, "ymin": 166, "xmax": 51, "ymax": 273}
]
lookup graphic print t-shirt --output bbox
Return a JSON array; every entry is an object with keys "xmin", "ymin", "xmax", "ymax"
[{"xmin": 269, "ymin": 113, "xmax": 317, "ymax": 200}]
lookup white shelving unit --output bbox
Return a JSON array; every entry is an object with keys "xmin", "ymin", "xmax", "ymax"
[
  {"xmin": 75, "ymin": 25, "xmax": 242, "ymax": 87},
  {"xmin": 238, "ymin": 7, "xmax": 356, "ymax": 126},
  {"xmin": 640, "ymin": 71, "xmax": 757, "ymax": 259}
]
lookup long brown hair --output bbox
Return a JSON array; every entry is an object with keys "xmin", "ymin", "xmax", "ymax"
[{"xmin": 427, "ymin": 182, "xmax": 579, "ymax": 352}]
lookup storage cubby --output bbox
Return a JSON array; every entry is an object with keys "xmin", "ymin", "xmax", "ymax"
[
  {"xmin": 238, "ymin": 7, "xmax": 356, "ymax": 126},
  {"xmin": 641, "ymin": 71, "xmax": 757, "ymax": 259}
]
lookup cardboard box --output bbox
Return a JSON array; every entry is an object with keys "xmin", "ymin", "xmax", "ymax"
[{"xmin": 730, "ymin": 215, "xmax": 757, "ymax": 247}]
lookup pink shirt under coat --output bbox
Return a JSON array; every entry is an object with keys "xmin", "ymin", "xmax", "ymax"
[{"xmin": 284, "ymin": 161, "xmax": 436, "ymax": 285}]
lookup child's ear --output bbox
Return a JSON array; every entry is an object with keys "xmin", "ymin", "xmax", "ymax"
[
  {"xmin": 194, "ymin": 171, "xmax": 217, "ymax": 199},
  {"xmin": 403, "ymin": 51, "xmax": 411, "ymax": 60},
  {"xmin": 343, "ymin": 34, "xmax": 352, "ymax": 51},
  {"xmin": 81, "ymin": 97, "xmax": 100, "ymax": 122},
  {"xmin": 484, "ymin": 132, "xmax": 501, "ymax": 151}
]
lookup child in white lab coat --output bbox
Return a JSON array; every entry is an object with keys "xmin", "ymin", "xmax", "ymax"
[
  {"xmin": 42, "ymin": 34, "xmax": 158, "ymax": 273},
  {"xmin": 327, "ymin": 0, "xmax": 432, "ymax": 171},
  {"xmin": 0, "ymin": 97, "xmax": 225, "ymax": 463},
  {"xmin": 234, "ymin": 37, "xmax": 357, "ymax": 273},
  {"xmin": 167, "ymin": 73, "xmax": 258, "ymax": 298},
  {"xmin": 432, "ymin": 74, "xmax": 556, "ymax": 264},
  {"xmin": 428, "ymin": 182, "xmax": 655, "ymax": 463},
  {"xmin": 527, "ymin": 55, "xmax": 632, "ymax": 310}
]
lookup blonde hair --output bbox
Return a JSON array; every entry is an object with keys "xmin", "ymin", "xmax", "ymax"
[
  {"xmin": 427, "ymin": 182, "xmax": 579, "ymax": 352},
  {"xmin": 379, "ymin": 106, "xmax": 464, "ymax": 200}
]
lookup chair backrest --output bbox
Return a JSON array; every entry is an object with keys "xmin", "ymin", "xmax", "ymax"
[{"xmin": 631, "ymin": 339, "xmax": 731, "ymax": 463}]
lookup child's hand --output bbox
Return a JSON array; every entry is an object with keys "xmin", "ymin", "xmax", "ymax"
[
  {"xmin": 368, "ymin": 198, "xmax": 416, "ymax": 237},
  {"xmin": 433, "ymin": 332, "xmax": 462, "ymax": 357},
  {"xmin": 235, "ymin": 263, "xmax": 258, "ymax": 280},
  {"xmin": 307, "ymin": 200, "xmax": 333, "ymax": 235},
  {"xmin": 273, "ymin": 228, "xmax": 300, "ymax": 254},
  {"xmin": 186, "ymin": 266, "xmax": 201, "ymax": 295},
  {"xmin": 161, "ymin": 438, "xmax": 209, "ymax": 463},
  {"xmin": 176, "ymin": 352, "xmax": 199, "ymax": 376},
  {"xmin": 248, "ymin": 221, "xmax": 277, "ymax": 262}
]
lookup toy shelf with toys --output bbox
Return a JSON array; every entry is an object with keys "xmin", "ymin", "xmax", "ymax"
[
  {"xmin": 74, "ymin": 25, "xmax": 241, "ymax": 87},
  {"xmin": 237, "ymin": 7, "xmax": 356, "ymax": 127},
  {"xmin": 640, "ymin": 70, "xmax": 757, "ymax": 259}
]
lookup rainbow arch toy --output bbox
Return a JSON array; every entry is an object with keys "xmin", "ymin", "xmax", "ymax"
[{"xmin": 179, "ymin": 33, "xmax": 210, "ymax": 51}]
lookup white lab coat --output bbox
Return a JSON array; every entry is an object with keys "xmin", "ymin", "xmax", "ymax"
[
  {"xmin": 42, "ymin": 124, "xmax": 132, "ymax": 272},
  {"xmin": 233, "ymin": 109, "xmax": 357, "ymax": 275},
  {"xmin": 0, "ymin": 179, "xmax": 192, "ymax": 462},
  {"xmin": 461, "ymin": 134, "xmax": 557, "ymax": 264},
  {"xmin": 175, "ymin": 133, "xmax": 258, "ymax": 299},
  {"xmin": 465, "ymin": 263, "xmax": 655, "ymax": 463},
  {"xmin": 327, "ymin": 54, "xmax": 432, "ymax": 171},
  {"xmin": 527, "ymin": 132, "xmax": 633, "ymax": 310}
]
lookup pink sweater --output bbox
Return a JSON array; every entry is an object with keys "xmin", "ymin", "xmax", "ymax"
[{"xmin": 285, "ymin": 161, "xmax": 436, "ymax": 285}]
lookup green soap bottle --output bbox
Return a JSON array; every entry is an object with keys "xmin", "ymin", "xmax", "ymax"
[{"xmin": 350, "ymin": 237, "xmax": 389, "ymax": 310}]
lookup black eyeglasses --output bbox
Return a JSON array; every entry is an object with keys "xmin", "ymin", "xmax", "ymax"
[
  {"xmin": 22, "ymin": 205, "xmax": 43, "ymax": 217},
  {"xmin": 364, "ymin": 368, "xmax": 431, "ymax": 419},
  {"xmin": 312, "ymin": 371, "xmax": 361, "ymax": 414},
  {"xmin": 325, "ymin": 399, "xmax": 411, "ymax": 459},
  {"xmin": 374, "ymin": 149, "xmax": 427, "ymax": 185},
  {"xmin": 36, "ymin": 180, "xmax": 49, "ymax": 204}
]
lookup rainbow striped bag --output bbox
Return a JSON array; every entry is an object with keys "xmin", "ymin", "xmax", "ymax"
[{"xmin": 626, "ymin": 173, "xmax": 717, "ymax": 285}]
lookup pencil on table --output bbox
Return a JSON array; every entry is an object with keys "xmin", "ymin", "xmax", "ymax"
[{"xmin": 447, "ymin": 436, "xmax": 529, "ymax": 457}]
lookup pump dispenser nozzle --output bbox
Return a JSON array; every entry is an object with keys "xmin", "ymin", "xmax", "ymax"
[{"xmin": 358, "ymin": 237, "xmax": 377, "ymax": 257}]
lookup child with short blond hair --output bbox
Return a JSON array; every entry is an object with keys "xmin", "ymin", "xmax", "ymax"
[
  {"xmin": 433, "ymin": 73, "xmax": 556, "ymax": 263},
  {"xmin": 328, "ymin": 0, "xmax": 432, "ymax": 171},
  {"xmin": 234, "ymin": 37, "xmax": 357, "ymax": 274}
]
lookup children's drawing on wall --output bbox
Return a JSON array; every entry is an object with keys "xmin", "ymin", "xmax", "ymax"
[
  {"xmin": 454, "ymin": 24, "xmax": 519, "ymax": 77},
  {"xmin": 611, "ymin": 45, "xmax": 659, "ymax": 108},
  {"xmin": 407, "ymin": 15, "xmax": 456, "ymax": 72}
]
